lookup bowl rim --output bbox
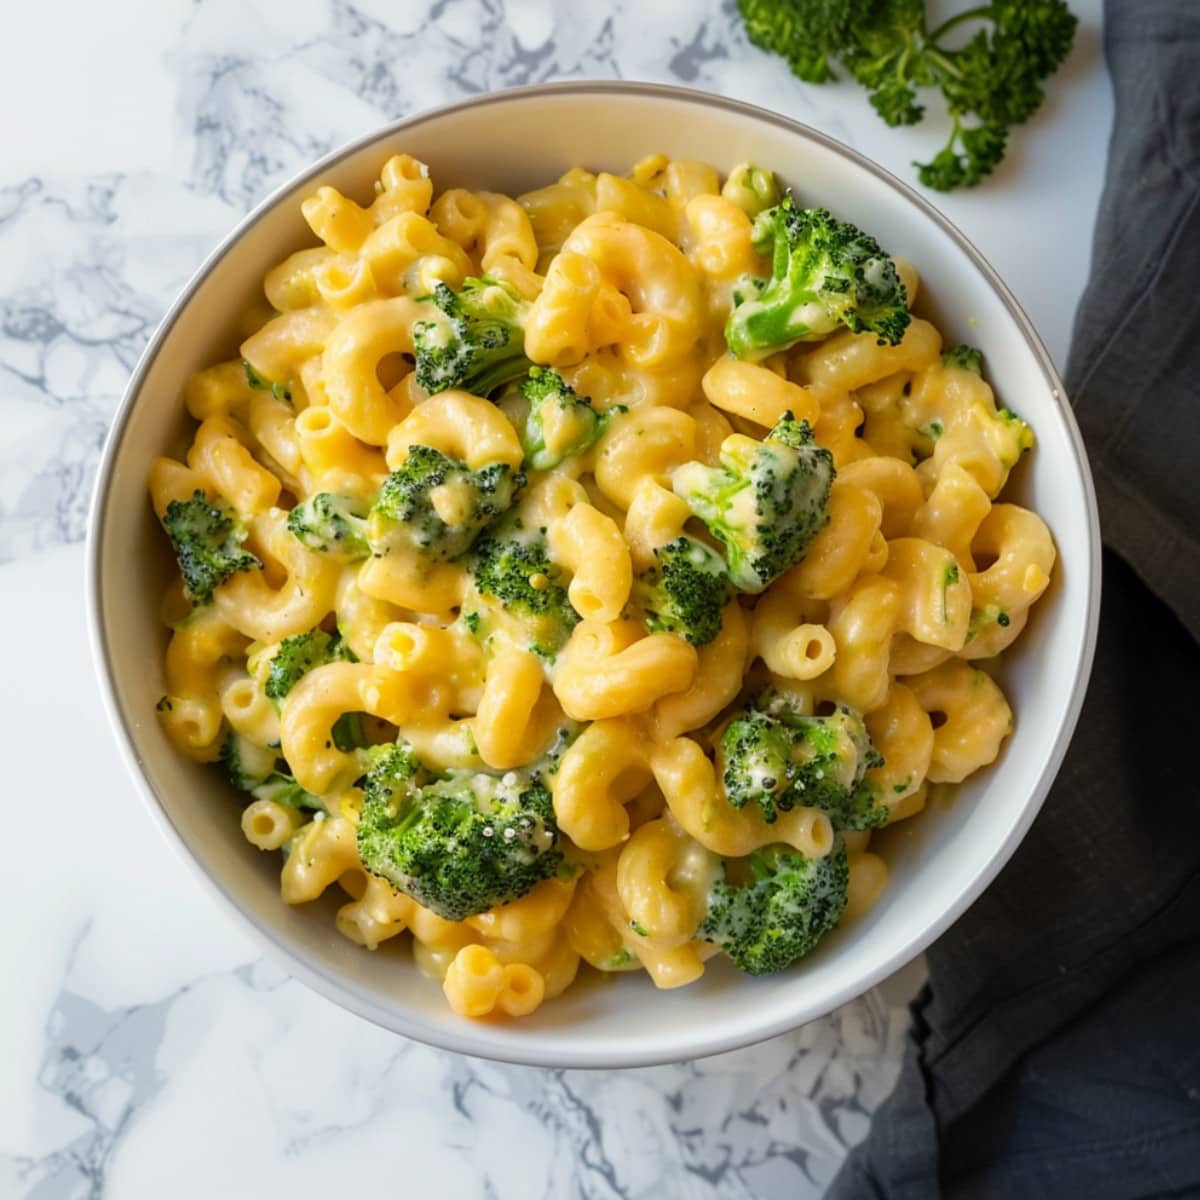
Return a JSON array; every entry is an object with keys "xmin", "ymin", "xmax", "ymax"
[{"xmin": 86, "ymin": 79, "xmax": 1102, "ymax": 1069}]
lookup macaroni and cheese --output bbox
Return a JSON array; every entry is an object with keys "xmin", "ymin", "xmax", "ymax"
[{"xmin": 150, "ymin": 154, "xmax": 1054, "ymax": 1020}]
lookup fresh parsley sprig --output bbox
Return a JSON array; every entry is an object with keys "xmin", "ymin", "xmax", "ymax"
[{"xmin": 737, "ymin": 0, "xmax": 1077, "ymax": 191}]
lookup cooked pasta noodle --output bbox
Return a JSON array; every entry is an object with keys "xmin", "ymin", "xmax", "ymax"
[{"xmin": 149, "ymin": 152, "xmax": 1053, "ymax": 1020}]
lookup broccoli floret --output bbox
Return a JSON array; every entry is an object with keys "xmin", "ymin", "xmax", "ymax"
[
  {"xmin": 673, "ymin": 413, "xmax": 834, "ymax": 593},
  {"xmin": 543, "ymin": 722, "xmax": 583, "ymax": 773},
  {"xmin": 356, "ymin": 742, "xmax": 562, "ymax": 921},
  {"xmin": 942, "ymin": 343, "xmax": 984, "ymax": 374},
  {"xmin": 725, "ymin": 198, "xmax": 910, "ymax": 361},
  {"xmin": 719, "ymin": 708, "xmax": 796, "ymax": 820},
  {"xmin": 520, "ymin": 367, "xmax": 622, "ymax": 470},
  {"xmin": 220, "ymin": 734, "xmax": 325, "ymax": 812},
  {"xmin": 719, "ymin": 693, "xmax": 886, "ymax": 830},
  {"xmin": 698, "ymin": 842, "xmax": 849, "ymax": 974},
  {"xmin": 264, "ymin": 629, "xmax": 365, "ymax": 751},
  {"xmin": 369, "ymin": 445, "xmax": 523, "ymax": 562},
  {"xmin": 632, "ymin": 536, "xmax": 731, "ymax": 647},
  {"xmin": 468, "ymin": 518, "xmax": 580, "ymax": 658},
  {"xmin": 840, "ymin": 778, "xmax": 894, "ymax": 831},
  {"xmin": 412, "ymin": 276, "xmax": 532, "ymax": 397},
  {"xmin": 243, "ymin": 360, "xmax": 293, "ymax": 403},
  {"xmin": 287, "ymin": 493, "xmax": 371, "ymax": 560},
  {"xmin": 162, "ymin": 489, "xmax": 261, "ymax": 604}
]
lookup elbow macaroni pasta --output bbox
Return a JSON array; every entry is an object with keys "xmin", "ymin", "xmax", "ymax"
[{"xmin": 148, "ymin": 152, "xmax": 1055, "ymax": 1021}]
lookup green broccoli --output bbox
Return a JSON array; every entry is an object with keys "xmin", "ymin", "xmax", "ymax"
[
  {"xmin": 995, "ymin": 408, "xmax": 1035, "ymax": 470},
  {"xmin": 632, "ymin": 536, "xmax": 731, "ymax": 647},
  {"xmin": 719, "ymin": 692, "xmax": 886, "ymax": 830},
  {"xmin": 264, "ymin": 628, "xmax": 355, "ymax": 703},
  {"xmin": 369, "ymin": 445, "xmax": 523, "ymax": 562},
  {"xmin": 220, "ymin": 733, "xmax": 325, "ymax": 812},
  {"xmin": 719, "ymin": 706, "xmax": 796, "ymax": 820},
  {"xmin": 356, "ymin": 741, "xmax": 562, "ymax": 921},
  {"xmin": 543, "ymin": 722, "xmax": 584, "ymax": 773},
  {"xmin": 162, "ymin": 489, "xmax": 262, "ymax": 604},
  {"xmin": 288, "ymin": 452, "xmax": 522, "ymax": 565},
  {"xmin": 966, "ymin": 602, "xmax": 1013, "ymax": 645},
  {"xmin": 412, "ymin": 276, "xmax": 532, "ymax": 397},
  {"xmin": 942, "ymin": 343, "xmax": 984, "ymax": 374},
  {"xmin": 735, "ymin": 0, "xmax": 1077, "ymax": 192},
  {"xmin": 919, "ymin": 417, "xmax": 945, "ymax": 443},
  {"xmin": 599, "ymin": 947, "xmax": 637, "ymax": 970},
  {"xmin": 287, "ymin": 493, "xmax": 371, "ymax": 560},
  {"xmin": 725, "ymin": 199, "xmax": 910, "ymax": 361},
  {"xmin": 672, "ymin": 413, "xmax": 835, "ymax": 593},
  {"xmin": 467, "ymin": 517, "xmax": 580, "ymax": 659},
  {"xmin": 264, "ymin": 629, "xmax": 365, "ymax": 751},
  {"xmin": 243, "ymin": 360, "xmax": 293, "ymax": 403},
  {"xmin": 519, "ymin": 367, "xmax": 623, "ymax": 470},
  {"xmin": 698, "ymin": 841, "xmax": 849, "ymax": 974},
  {"xmin": 941, "ymin": 562, "xmax": 961, "ymax": 623}
]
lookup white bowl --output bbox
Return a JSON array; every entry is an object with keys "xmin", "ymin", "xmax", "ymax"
[{"xmin": 87, "ymin": 82, "xmax": 1100, "ymax": 1068}]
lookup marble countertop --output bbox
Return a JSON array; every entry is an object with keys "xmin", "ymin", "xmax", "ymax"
[{"xmin": 2, "ymin": 1, "xmax": 1111, "ymax": 1195}]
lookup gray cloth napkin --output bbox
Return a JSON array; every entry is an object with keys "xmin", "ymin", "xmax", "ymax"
[
  {"xmin": 828, "ymin": 2, "xmax": 1200, "ymax": 1195},
  {"xmin": 1070, "ymin": 0, "xmax": 1200, "ymax": 645}
]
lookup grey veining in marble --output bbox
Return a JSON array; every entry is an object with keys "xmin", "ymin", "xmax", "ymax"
[{"xmin": 14, "ymin": 945, "xmax": 916, "ymax": 1198}]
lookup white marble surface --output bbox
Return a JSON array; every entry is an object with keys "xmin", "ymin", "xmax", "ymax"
[{"xmin": 2, "ymin": 1, "xmax": 1111, "ymax": 1195}]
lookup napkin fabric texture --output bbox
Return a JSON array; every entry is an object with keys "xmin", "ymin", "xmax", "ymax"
[{"xmin": 828, "ymin": 2, "xmax": 1200, "ymax": 1196}]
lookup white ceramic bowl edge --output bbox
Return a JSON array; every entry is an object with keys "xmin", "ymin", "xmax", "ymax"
[{"xmin": 87, "ymin": 82, "xmax": 1101, "ymax": 1068}]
